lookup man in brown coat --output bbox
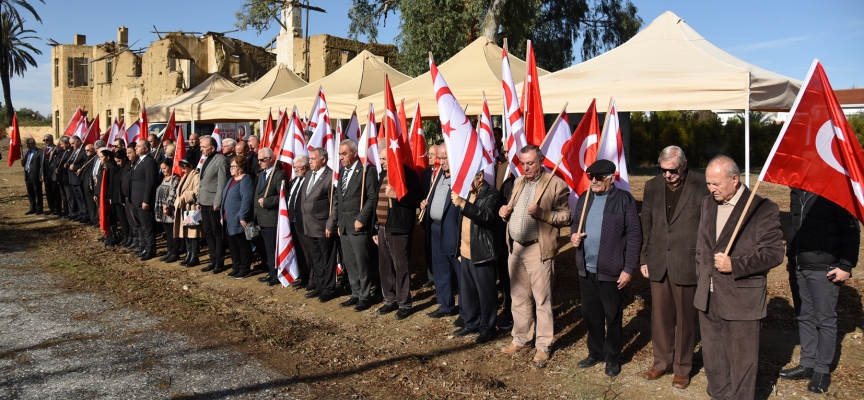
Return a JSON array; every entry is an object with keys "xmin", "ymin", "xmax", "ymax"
[
  {"xmin": 695, "ymin": 156, "xmax": 784, "ymax": 400},
  {"xmin": 639, "ymin": 146, "xmax": 709, "ymax": 389}
]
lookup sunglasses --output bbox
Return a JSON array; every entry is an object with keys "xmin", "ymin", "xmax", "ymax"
[
  {"xmin": 659, "ymin": 166, "xmax": 681, "ymax": 175},
  {"xmin": 587, "ymin": 173, "xmax": 609, "ymax": 181}
]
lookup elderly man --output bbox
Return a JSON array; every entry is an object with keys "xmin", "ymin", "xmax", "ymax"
[
  {"xmin": 122, "ymin": 147, "xmax": 140, "ymax": 250},
  {"xmin": 331, "ymin": 139, "xmax": 378, "ymax": 311},
  {"xmin": 82, "ymin": 141, "xmax": 105, "ymax": 226},
  {"xmin": 221, "ymin": 138, "xmax": 237, "ymax": 159},
  {"xmin": 571, "ymin": 159, "xmax": 642, "ymax": 376},
  {"xmin": 374, "ymin": 148, "xmax": 421, "ymax": 319},
  {"xmin": 695, "ymin": 156, "xmax": 784, "ymax": 399},
  {"xmin": 236, "ymin": 140, "xmax": 260, "ymax": 176},
  {"xmin": 499, "ymin": 145, "xmax": 570, "ymax": 365},
  {"xmin": 638, "ymin": 146, "xmax": 709, "ymax": 388},
  {"xmin": 197, "ymin": 135, "xmax": 231, "ymax": 273},
  {"xmin": 283, "ymin": 155, "xmax": 313, "ymax": 288},
  {"xmin": 186, "ymin": 133, "xmax": 201, "ymax": 164},
  {"xmin": 40, "ymin": 134, "xmax": 61, "ymax": 215},
  {"xmin": 130, "ymin": 140, "xmax": 159, "ymax": 260},
  {"xmin": 452, "ymin": 170, "xmax": 502, "ymax": 343},
  {"xmin": 52, "ymin": 136, "xmax": 72, "ymax": 217},
  {"xmin": 302, "ymin": 147, "xmax": 338, "ymax": 302},
  {"xmin": 253, "ymin": 147, "xmax": 286, "ymax": 286},
  {"xmin": 22, "ymin": 138, "xmax": 43, "ymax": 215},
  {"xmin": 65, "ymin": 136, "xmax": 89, "ymax": 222},
  {"xmin": 248, "ymin": 135, "xmax": 260, "ymax": 153},
  {"xmin": 419, "ymin": 143, "xmax": 439, "ymax": 288},
  {"xmin": 779, "ymin": 189, "xmax": 860, "ymax": 393},
  {"xmin": 147, "ymin": 133, "xmax": 164, "ymax": 163}
]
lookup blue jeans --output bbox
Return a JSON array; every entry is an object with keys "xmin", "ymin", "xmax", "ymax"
[{"xmin": 430, "ymin": 223, "xmax": 460, "ymax": 313}]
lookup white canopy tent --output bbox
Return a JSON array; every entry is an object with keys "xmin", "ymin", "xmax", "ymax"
[
  {"xmin": 194, "ymin": 63, "xmax": 307, "ymax": 122},
  {"xmin": 532, "ymin": 11, "xmax": 802, "ymax": 185},
  {"xmin": 145, "ymin": 73, "xmax": 240, "ymax": 122}
]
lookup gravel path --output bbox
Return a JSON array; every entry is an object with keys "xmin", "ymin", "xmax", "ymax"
[{"xmin": 0, "ymin": 247, "xmax": 296, "ymax": 399}]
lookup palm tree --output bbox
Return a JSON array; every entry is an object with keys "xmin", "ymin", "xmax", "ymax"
[{"xmin": 0, "ymin": 10, "xmax": 41, "ymax": 125}]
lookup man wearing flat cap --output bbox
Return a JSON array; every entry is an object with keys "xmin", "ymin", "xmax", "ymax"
[{"xmin": 571, "ymin": 159, "xmax": 642, "ymax": 377}]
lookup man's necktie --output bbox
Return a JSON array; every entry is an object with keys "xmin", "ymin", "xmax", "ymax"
[
  {"xmin": 341, "ymin": 168, "xmax": 350, "ymax": 195},
  {"xmin": 307, "ymin": 171, "xmax": 316, "ymax": 194}
]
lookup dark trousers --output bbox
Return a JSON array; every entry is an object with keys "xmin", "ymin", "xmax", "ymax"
[
  {"xmin": 161, "ymin": 222, "xmax": 180, "ymax": 254},
  {"xmin": 200, "ymin": 206, "xmax": 224, "ymax": 268},
  {"xmin": 226, "ymin": 231, "xmax": 252, "ymax": 271},
  {"xmin": 341, "ymin": 232, "xmax": 373, "ymax": 301},
  {"xmin": 124, "ymin": 200, "xmax": 139, "ymax": 245},
  {"xmin": 699, "ymin": 295, "xmax": 760, "ymax": 400},
  {"xmin": 83, "ymin": 183, "xmax": 98, "ymax": 223},
  {"xmin": 24, "ymin": 174, "xmax": 43, "ymax": 212},
  {"xmin": 114, "ymin": 203, "xmax": 130, "ymax": 240},
  {"xmin": 59, "ymin": 183, "xmax": 71, "ymax": 214},
  {"xmin": 134, "ymin": 206, "xmax": 156, "ymax": 252},
  {"xmin": 308, "ymin": 236, "xmax": 337, "ymax": 296},
  {"xmin": 460, "ymin": 257, "xmax": 498, "ymax": 333},
  {"xmin": 649, "ymin": 272, "xmax": 698, "ymax": 377},
  {"xmin": 496, "ymin": 252, "xmax": 513, "ymax": 327},
  {"xmin": 45, "ymin": 178, "xmax": 61, "ymax": 212},
  {"xmin": 260, "ymin": 227, "xmax": 277, "ymax": 278},
  {"xmin": 790, "ymin": 267, "xmax": 841, "ymax": 374},
  {"xmin": 431, "ymin": 223, "xmax": 461, "ymax": 314},
  {"xmin": 71, "ymin": 184, "xmax": 87, "ymax": 218},
  {"xmin": 424, "ymin": 227, "xmax": 434, "ymax": 281},
  {"xmin": 580, "ymin": 271, "xmax": 624, "ymax": 363},
  {"xmin": 291, "ymin": 223, "xmax": 311, "ymax": 284},
  {"xmin": 378, "ymin": 228, "xmax": 412, "ymax": 308}
]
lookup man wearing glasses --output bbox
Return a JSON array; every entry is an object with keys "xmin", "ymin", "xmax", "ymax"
[
  {"xmin": 637, "ymin": 146, "xmax": 709, "ymax": 389},
  {"xmin": 284, "ymin": 156, "xmax": 313, "ymax": 289},
  {"xmin": 253, "ymin": 147, "xmax": 286, "ymax": 286},
  {"xmin": 570, "ymin": 159, "xmax": 642, "ymax": 377}
]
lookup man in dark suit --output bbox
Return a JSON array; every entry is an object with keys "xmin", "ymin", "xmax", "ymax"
[
  {"xmin": 41, "ymin": 134, "xmax": 62, "ymax": 215},
  {"xmin": 285, "ymin": 156, "xmax": 312, "ymax": 288},
  {"xmin": 638, "ymin": 146, "xmax": 710, "ymax": 389},
  {"xmin": 185, "ymin": 133, "xmax": 201, "ymax": 165},
  {"xmin": 694, "ymin": 156, "xmax": 784, "ymax": 399},
  {"xmin": 332, "ymin": 139, "xmax": 379, "ymax": 311},
  {"xmin": 301, "ymin": 147, "xmax": 338, "ymax": 303},
  {"xmin": 197, "ymin": 135, "xmax": 230, "ymax": 273},
  {"xmin": 237, "ymin": 140, "xmax": 261, "ymax": 176},
  {"xmin": 21, "ymin": 138, "xmax": 43, "ymax": 215},
  {"xmin": 81, "ymin": 143, "xmax": 102, "ymax": 226},
  {"xmin": 130, "ymin": 140, "xmax": 159, "ymax": 260},
  {"xmin": 53, "ymin": 137, "xmax": 73, "ymax": 217},
  {"xmin": 419, "ymin": 144, "xmax": 438, "ymax": 288},
  {"xmin": 253, "ymin": 147, "xmax": 286, "ymax": 286},
  {"xmin": 66, "ymin": 136, "xmax": 89, "ymax": 222}
]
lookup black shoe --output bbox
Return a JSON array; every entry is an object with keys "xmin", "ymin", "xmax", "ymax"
[
  {"xmin": 605, "ymin": 362, "xmax": 621, "ymax": 377},
  {"xmin": 305, "ymin": 291, "xmax": 321, "ymax": 299},
  {"xmin": 476, "ymin": 330, "xmax": 497, "ymax": 344},
  {"xmin": 577, "ymin": 356, "xmax": 601, "ymax": 368},
  {"xmin": 808, "ymin": 372, "xmax": 830, "ymax": 393},
  {"xmin": 354, "ymin": 301, "xmax": 371, "ymax": 312},
  {"xmin": 289, "ymin": 280, "xmax": 304, "ymax": 287},
  {"xmin": 228, "ymin": 268, "xmax": 239, "ymax": 277},
  {"xmin": 186, "ymin": 257, "xmax": 200, "ymax": 267},
  {"xmin": 164, "ymin": 253, "xmax": 180, "ymax": 263},
  {"xmin": 35, "ymin": 210, "xmax": 44, "ymax": 215},
  {"xmin": 140, "ymin": 252, "xmax": 156, "ymax": 261},
  {"xmin": 267, "ymin": 278, "xmax": 281, "ymax": 286},
  {"xmin": 123, "ymin": 241, "xmax": 135, "ymax": 250},
  {"xmin": 305, "ymin": 283, "xmax": 317, "ymax": 292},
  {"xmin": 427, "ymin": 308, "xmax": 457, "ymax": 318},
  {"xmin": 453, "ymin": 316, "xmax": 465, "ymax": 327},
  {"xmin": 200, "ymin": 264, "xmax": 215, "ymax": 272},
  {"xmin": 779, "ymin": 365, "xmax": 814, "ymax": 381},
  {"xmin": 212, "ymin": 266, "xmax": 227, "ymax": 274},
  {"xmin": 395, "ymin": 308, "xmax": 411, "ymax": 320},
  {"xmin": 234, "ymin": 269, "xmax": 251, "ymax": 279},
  {"xmin": 453, "ymin": 327, "xmax": 479, "ymax": 337},
  {"xmin": 25, "ymin": 210, "xmax": 35, "ymax": 215},
  {"xmin": 258, "ymin": 275, "xmax": 273, "ymax": 282},
  {"xmin": 377, "ymin": 303, "xmax": 399, "ymax": 315},
  {"xmin": 422, "ymin": 279, "xmax": 434, "ymax": 288},
  {"xmin": 180, "ymin": 253, "xmax": 191, "ymax": 266},
  {"xmin": 318, "ymin": 293, "xmax": 334, "ymax": 303},
  {"xmin": 159, "ymin": 253, "xmax": 171, "ymax": 262},
  {"xmin": 340, "ymin": 297, "xmax": 359, "ymax": 308}
]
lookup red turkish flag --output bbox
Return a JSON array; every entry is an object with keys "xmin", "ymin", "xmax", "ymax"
[
  {"xmin": 521, "ymin": 40, "xmax": 545, "ymax": 147},
  {"xmin": 562, "ymin": 99, "xmax": 600, "ymax": 198},
  {"xmin": 163, "ymin": 111, "xmax": 177, "ymax": 143},
  {"xmin": 398, "ymin": 99, "xmax": 409, "ymax": 145},
  {"xmin": 63, "ymin": 108, "xmax": 83, "ymax": 137},
  {"xmin": 760, "ymin": 60, "xmax": 864, "ymax": 224},
  {"xmin": 261, "ymin": 108, "xmax": 274, "ymax": 149},
  {"xmin": 269, "ymin": 108, "xmax": 289, "ymax": 153},
  {"xmin": 173, "ymin": 125, "xmax": 186, "ymax": 177},
  {"xmin": 7, "ymin": 113, "xmax": 21, "ymax": 166},
  {"xmin": 138, "ymin": 105, "xmax": 149, "ymax": 143},
  {"xmin": 384, "ymin": 75, "xmax": 408, "ymax": 200},
  {"xmin": 409, "ymin": 102, "xmax": 429, "ymax": 176},
  {"xmin": 83, "ymin": 114, "xmax": 101, "ymax": 146}
]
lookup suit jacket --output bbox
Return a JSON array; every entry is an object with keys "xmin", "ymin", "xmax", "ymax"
[
  {"xmin": 197, "ymin": 154, "xmax": 229, "ymax": 207},
  {"xmin": 572, "ymin": 186, "xmax": 642, "ymax": 281},
  {"xmin": 693, "ymin": 186, "xmax": 784, "ymax": 320},
  {"xmin": 221, "ymin": 174, "xmax": 254, "ymax": 236},
  {"xmin": 253, "ymin": 166, "xmax": 286, "ymax": 228},
  {"xmin": 247, "ymin": 152, "xmax": 261, "ymax": 176},
  {"xmin": 81, "ymin": 156, "xmax": 98, "ymax": 192},
  {"xmin": 22, "ymin": 147, "xmax": 42, "ymax": 182},
  {"xmin": 640, "ymin": 171, "xmax": 710, "ymax": 285},
  {"xmin": 422, "ymin": 172, "xmax": 460, "ymax": 255},
  {"xmin": 301, "ymin": 166, "xmax": 336, "ymax": 238},
  {"xmin": 331, "ymin": 161, "xmax": 378, "ymax": 235},
  {"xmin": 378, "ymin": 166, "xmax": 421, "ymax": 235},
  {"xmin": 44, "ymin": 145, "xmax": 61, "ymax": 182},
  {"xmin": 288, "ymin": 176, "xmax": 307, "ymax": 235},
  {"xmin": 67, "ymin": 147, "xmax": 87, "ymax": 186},
  {"xmin": 504, "ymin": 171, "xmax": 571, "ymax": 260},
  {"xmin": 130, "ymin": 155, "xmax": 158, "ymax": 207},
  {"xmin": 57, "ymin": 148, "xmax": 73, "ymax": 185}
]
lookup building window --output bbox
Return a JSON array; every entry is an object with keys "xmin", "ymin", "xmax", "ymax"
[
  {"xmin": 105, "ymin": 58, "xmax": 113, "ymax": 84},
  {"xmin": 67, "ymin": 57, "xmax": 90, "ymax": 87},
  {"xmin": 118, "ymin": 108, "xmax": 124, "ymax": 124},
  {"xmin": 341, "ymin": 50, "xmax": 356, "ymax": 65},
  {"xmin": 54, "ymin": 58, "xmax": 59, "ymax": 87},
  {"xmin": 106, "ymin": 110, "xmax": 112, "ymax": 128}
]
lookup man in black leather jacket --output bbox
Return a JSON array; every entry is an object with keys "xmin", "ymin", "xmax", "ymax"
[{"xmin": 452, "ymin": 171, "xmax": 502, "ymax": 344}]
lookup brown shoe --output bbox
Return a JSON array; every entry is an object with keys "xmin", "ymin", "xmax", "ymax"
[
  {"xmin": 672, "ymin": 375, "xmax": 690, "ymax": 389},
  {"xmin": 533, "ymin": 349, "xmax": 550, "ymax": 363},
  {"xmin": 501, "ymin": 343, "xmax": 526, "ymax": 354},
  {"xmin": 640, "ymin": 368, "xmax": 669, "ymax": 380}
]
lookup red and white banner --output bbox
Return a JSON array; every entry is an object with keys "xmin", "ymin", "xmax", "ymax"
[
  {"xmin": 138, "ymin": 105, "xmax": 149, "ymax": 143},
  {"xmin": 173, "ymin": 125, "xmax": 187, "ymax": 177},
  {"xmin": 501, "ymin": 44, "xmax": 527, "ymax": 178},
  {"xmin": 477, "ymin": 95, "xmax": 496, "ymax": 185},
  {"xmin": 261, "ymin": 108, "xmax": 274, "ymax": 149},
  {"xmin": 277, "ymin": 107, "xmax": 309, "ymax": 179},
  {"xmin": 521, "ymin": 40, "xmax": 545, "ymax": 147},
  {"xmin": 562, "ymin": 99, "xmax": 600, "ymax": 199},
  {"xmin": 269, "ymin": 108, "xmax": 289, "ymax": 153},
  {"xmin": 105, "ymin": 117, "xmax": 121, "ymax": 148},
  {"xmin": 63, "ymin": 108, "xmax": 83, "ymax": 137},
  {"xmin": 597, "ymin": 97, "xmax": 630, "ymax": 191},
  {"xmin": 409, "ymin": 102, "xmax": 429, "ymax": 176},
  {"xmin": 211, "ymin": 124, "xmax": 223, "ymax": 152},
  {"xmin": 307, "ymin": 87, "xmax": 322, "ymax": 132},
  {"xmin": 540, "ymin": 107, "xmax": 573, "ymax": 188},
  {"xmin": 7, "ymin": 113, "xmax": 21, "ymax": 166},
  {"xmin": 398, "ymin": 99, "xmax": 409, "ymax": 145},
  {"xmin": 82, "ymin": 114, "xmax": 101, "ymax": 146},
  {"xmin": 276, "ymin": 181, "xmax": 300, "ymax": 286},
  {"xmin": 72, "ymin": 115, "xmax": 87, "ymax": 140},
  {"xmin": 431, "ymin": 57, "xmax": 488, "ymax": 198},
  {"xmin": 760, "ymin": 59, "xmax": 864, "ymax": 224},
  {"xmin": 345, "ymin": 110, "xmax": 361, "ymax": 143},
  {"xmin": 359, "ymin": 103, "xmax": 382, "ymax": 174},
  {"xmin": 385, "ymin": 75, "xmax": 410, "ymax": 199}
]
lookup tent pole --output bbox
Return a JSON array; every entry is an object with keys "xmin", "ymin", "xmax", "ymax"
[
  {"xmin": 191, "ymin": 104, "xmax": 195, "ymax": 137},
  {"xmin": 744, "ymin": 108, "xmax": 750, "ymax": 188}
]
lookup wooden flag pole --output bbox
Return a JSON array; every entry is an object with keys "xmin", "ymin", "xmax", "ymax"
[
  {"xmin": 360, "ymin": 163, "xmax": 366, "ymax": 209},
  {"xmin": 75, "ymin": 154, "xmax": 98, "ymax": 176},
  {"xmin": 723, "ymin": 181, "xmax": 762, "ymax": 256},
  {"xmin": 535, "ymin": 156, "xmax": 563, "ymax": 203},
  {"xmin": 417, "ymin": 166, "xmax": 442, "ymax": 222},
  {"xmin": 576, "ymin": 190, "xmax": 591, "ymax": 235}
]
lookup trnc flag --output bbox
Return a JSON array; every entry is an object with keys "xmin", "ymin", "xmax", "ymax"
[
  {"xmin": 99, "ymin": 168, "xmax": 111, "ymax": 236},
  {"xmin": 398, "ymin": 99, "xmax": 409, "ymax": 145},
  {"xmin": 307, "ymin": 86, "xmax": 322, "ymax": 132},
  {"xmin": 597, "ymin": 97, "xmax": 630, "ymax": 191},
  {"xmin": 359, "ymin": 103, "xmax": 382, "ymax": 174},
  {"xmin": 212, "ymin": 124, "xmax": 222, "ymax": 152},
  {"xmin": 162, "ymin": 111, "xmax": 177, "ymax": 143},
  {"xmin": 477, "ymin": 95, "xmax": 496, "ymax": 185},
  {"xmin": 83, "ymin": 114, "xmax": 101, "ymax": 146},
  {"xmin": 385, "ymin": 74, "xmax": 409, "ymax": 199},
  {"xmin": 308, "ymin": 90, "xmax": 338, "ymax": 185},
  {"xmin": 540, "ymin": 107, "xmax": 574, "ymax": 189},
  {"xmin": 409, "ymin": 102, "xmax": 429, "ymax": 176},
  {"xmin": 430, "ymin": 56, "xmax": 487, "ymax": 198},
  {"xmin": 275, "ymin": 181, "xmax": 300, "ymax": 286},
  {"xmin": 173, "ymin": 125, "xmax": 187, "ymax": 177},
  {"xmin": 269, "ymin": 107, "xmax": 289, "ymax": 153},
  {"xmin": 63, "ymin": 107, "xmax": 82, "ymax": 137},
  {"xmin": 124, "ymin": 118, "xmax": 139, "ymax": 144},
  {"xmin": 521, "ymin": 40, "xmax": 545, "ymax": 147},
  {"xmin": 138, "ymin": 105, "xmax": 149, "ymax": 142},
  {"xmin": 105, "ymin": 117, "xmax": 121, "ymax": 148},
  {"xmin": 261, "ymin": 108, "xmax": 274, "ymax": 149},
  {"xmin": 345, "ymin": 110, "xmax": 361, "ymax": 143},
  {"xmin": 73, "ymin": 115, "xmax": 88, "ymax": 140},
  {"xmin": 277, "ymin": 107, "xmax": 309, "ymax": 179},
  {"xmin": 7, "ymin": 113, "xmax": 21, "ymax": 166},
  {"xmin": 760, "ymin": 59, "xmax": 864, "ymax": 224},
  {"xmin": 562, "ymin": 99, "xmax": 600, "ymax": 199},
  {"xmin": 502, "ymin": 43, "xmax": 527, "ymax": 178}
]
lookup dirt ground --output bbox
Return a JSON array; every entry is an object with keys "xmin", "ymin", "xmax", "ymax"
[{"xmin": 1, "ymin": 144, "xmax": 863, "ymax": 399}]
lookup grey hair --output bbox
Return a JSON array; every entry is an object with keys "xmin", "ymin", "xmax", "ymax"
[
  {"xmin": 59, "ymin": 136, "xmax": 70, "ymax": 144},
  {"xmin": 222, "ymin": 138, "xmax": 237, "ymax": 149},
  {"xmin": 519, "ymin": 144, "xmax": 545, "ymax": 163},
  {"xmin": 70, "ymin": 136, "xmax": 82, "ymax": 143},
  {"xmin": 658, "ymin": 145, "xmax": 687, "ymax": 166},
  {"xmin": 43, "ymin": 134, "xmax": 54, "ymax": 141},
  {"xmin": 94, "ymin": 140, "xmax": 106, "ymax": 148},
  {"xmin": 312, "ymin": 147, "xmax": 328, "ymax": 160},
  {"xmin": 258, "ymin": 147, "xmax": 274, "ymax": 158},
  {"xmin": 339, "ymin": 138, "xmax": 358, "ymax": 153},
  {"xmin": 708, "ymin": 155, "xmax": 740, "ymax": 178},
  {"xmin": 295, "ymin": 155, "xmax": 309, "ymax": 166}
]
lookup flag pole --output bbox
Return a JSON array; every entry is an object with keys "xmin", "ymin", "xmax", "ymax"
[
  {"xmin": 75, "ymin": 153, "xmax": 98, "ymax": 176},
  {"xmin": 360, "ymin": 163, "xmax": 366, "ymax": 209},
  {"xmin": 417, "ymin": 166, "xmax": 442, "ymax": 222},
  {"xmin": 535, "ymin": 155, "xmax": 563, "ymax": 204},
  {"xmin": 576, "ymin": 190, "xmax": 591, "ymax": 235},
  {"xmin": 538, "ymin": 102, "xmax": 569, "ymax": 149},
  {"xmin": 723, "ymin": 180, "xmax": 762, "ymax": 256}
]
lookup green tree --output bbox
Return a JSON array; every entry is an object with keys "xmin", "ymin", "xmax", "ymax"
[
  {"xmin": 0, "ymin": 0, "xmax": 43, "ymax": 125},
  {"xmin": 848, "ymin": 110, "xmax": 864, "ymax": 146}
]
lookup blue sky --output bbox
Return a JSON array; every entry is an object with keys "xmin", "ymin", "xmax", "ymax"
[{"xmin": 6, "ymin": 0, "xmax": 863, "ymax": 115}]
